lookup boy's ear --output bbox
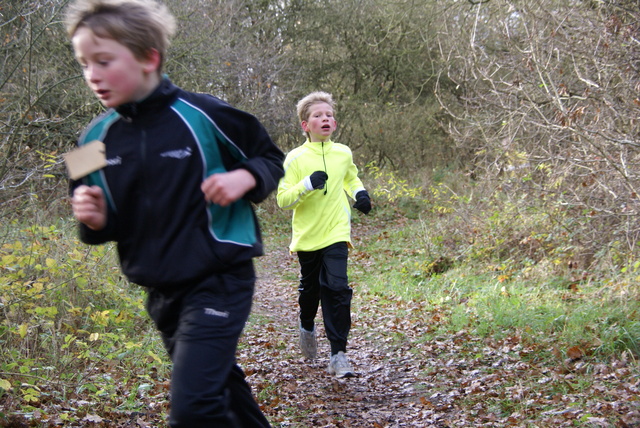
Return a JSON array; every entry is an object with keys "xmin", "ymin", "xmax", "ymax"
[
  {"xmin": 142, "ymin": 48, "xmax": 161, "ymax": 73},
  {"xmin": 301, "ymin": 121, "xmax": 309, "ymax": 132}
]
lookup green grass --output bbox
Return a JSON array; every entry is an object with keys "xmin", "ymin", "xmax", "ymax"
[{"xmin": 351, "ymin": 213, "xmax": 640, "ymax": 362}]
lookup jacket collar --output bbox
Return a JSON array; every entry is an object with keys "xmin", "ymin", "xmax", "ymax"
[
  {"xmin": 115, "ymin": 78, "xmax": 178, "ymax": 121},
  {"xmin": 303, "ymin": 139, "xmax": 334, "ymax": 151}
]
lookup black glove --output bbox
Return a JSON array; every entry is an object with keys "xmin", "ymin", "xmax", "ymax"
[
  {"xmin": 309, "ymin": 171, "xmax": 328, "ymax": 190},
  {"xmin": 353, "ymin": 190, "xmax": 371, "ymax": 214}
]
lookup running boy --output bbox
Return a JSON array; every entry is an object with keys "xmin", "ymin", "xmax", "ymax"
[
  {"xmin": 276, "ymin": 91, "xmax": 371, "ymax": 378},
  {"xmin": 65, "ymin": 0, "xmax": 283, "ymax": 426}
]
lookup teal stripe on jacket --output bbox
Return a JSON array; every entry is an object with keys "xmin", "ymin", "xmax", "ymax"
[
  {"xmin": 80, "ymin": 111, "xmax": 119, "ymax": 213},
  {"xmin": 171, "ymin": 98, "xmax": 256, "ymax": 247}
]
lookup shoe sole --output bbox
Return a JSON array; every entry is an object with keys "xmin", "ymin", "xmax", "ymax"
[{"xmin": 328, "ymin": 368, "xmax": 356, "ymax": 378}]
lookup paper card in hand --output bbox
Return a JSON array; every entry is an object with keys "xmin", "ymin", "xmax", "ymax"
[{"xmin": 63, "ymin": 140, "xmax": 107, "ymax": 180}]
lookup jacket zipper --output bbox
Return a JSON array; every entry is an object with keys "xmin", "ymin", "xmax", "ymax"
[
  {"xmin": 140, "ymin": 128, "xmax": 153, "ymax": 270},
  {"xmin": 322, "ymin": 141, "xmax": 328, "ymax": 195}
]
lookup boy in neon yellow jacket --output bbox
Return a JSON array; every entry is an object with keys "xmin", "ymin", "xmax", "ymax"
[{"xmin": 277, "ymin": 91, "xmax": 371, "ymax": 377}]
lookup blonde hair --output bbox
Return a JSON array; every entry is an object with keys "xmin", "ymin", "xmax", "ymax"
[
  {"xmin": 64, "ymin": 0, "xmax": 176, "ymax": 72},
  {"xmin": 296, "ymin": 91, "xmax": 335, "ymax": 123}
]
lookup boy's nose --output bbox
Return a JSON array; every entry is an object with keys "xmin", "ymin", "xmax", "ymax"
[{"xmin": 85, "ymin": 65, "xmax": 100, "ymax": 82}]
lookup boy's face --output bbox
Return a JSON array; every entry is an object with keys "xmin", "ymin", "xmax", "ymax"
[
  {"xmin": 72, "ymin": 27, "xmax": 160, "ymax": 108},
  {"xmin": 302, "ymin": 102, "xmax": 337, "ymax": 142}
]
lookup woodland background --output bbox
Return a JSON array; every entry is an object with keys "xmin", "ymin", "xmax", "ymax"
[
  {"xmin": 1, "ymin": 0, "xmax": 640, "ymax": 426},
  {"xmin": 2, "ymin": 0, "xmax": 640, "ymax": 267}
]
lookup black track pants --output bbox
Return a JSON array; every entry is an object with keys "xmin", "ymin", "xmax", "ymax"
[
  {"xmin": 145, "ymin": 262, "xmax": 271, "ymax": 428},
  {"xmin": 297, "ymin": 242, "xmax": 352, "ymax": 355}
]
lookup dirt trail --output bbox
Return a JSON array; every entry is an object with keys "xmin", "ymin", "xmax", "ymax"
[{"xmin": 241, "ymin": 241, "xmax": 451, "ymax": 428}]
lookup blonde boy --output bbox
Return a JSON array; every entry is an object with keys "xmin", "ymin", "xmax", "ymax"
[
  {"xmin": 65, "ymin": 0, "xmax": 283, "ymax": 426},
  {"xmin": 277, "ymin": 91, "xmax": 371, "ymax": 377}
]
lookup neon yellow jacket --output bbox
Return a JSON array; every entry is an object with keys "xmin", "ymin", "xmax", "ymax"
[{"xmin": 277, "ymin": 140, "xmax": 366, "ymax": 252}]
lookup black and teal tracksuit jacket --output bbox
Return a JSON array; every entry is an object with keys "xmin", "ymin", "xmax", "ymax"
[{"xmin": 72, "ymin": 78, "xmax": 284, "ymax": 288}]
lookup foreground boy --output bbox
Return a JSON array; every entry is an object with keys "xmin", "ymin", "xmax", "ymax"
[
  {"xmin": 65, "ymin": 0, "xmax": 283, "ymax": 426},
  {"xmin": 276, "ymin": 91, "xmax": 371, "ymax": 378}
]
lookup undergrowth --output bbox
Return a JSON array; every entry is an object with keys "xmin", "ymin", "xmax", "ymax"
[
  {"xmin": 0, "ymin": 219, "xmax": 169, "ymax": 423},
  {"xmin": 357, "ymin": 165, "xmax": 640, "ymax": 363}
]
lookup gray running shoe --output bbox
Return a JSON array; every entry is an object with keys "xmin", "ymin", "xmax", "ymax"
[
  {"xmin": 299, "ymin": 325, "xmax": 317, "ymax": 360},
  {"xmin": 328, "ymin": 351, "xmax": 355, "ymax": 378}
]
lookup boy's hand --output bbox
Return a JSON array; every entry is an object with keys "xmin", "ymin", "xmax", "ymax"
[
  {"xmin": 71, "ymin": 185, "xmax": 107, "ymax": 230},
  {"xmin": 309, "ymin": 171, "xmax": 328, "ymax": 190},
  {"xmin": 353, "ymin": 190, "xmax": 371, "ymax": 214},
  {"xmin": 201, "ymin": 169, "xmax": 256, "ymax": 206}
]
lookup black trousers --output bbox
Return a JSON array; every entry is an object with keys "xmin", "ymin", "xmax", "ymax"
[
  {"xmin": 145, "ymin": 262, "xmax": 271, "ymax": 428},
  {"xmin": 297, "ymin": 242, "xmax": 353, "ymax": 355}
]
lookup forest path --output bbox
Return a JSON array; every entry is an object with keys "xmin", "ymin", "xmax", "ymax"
[{"xmin": 242, "ymin": 225, "xmax": 469, "ymax": 428}]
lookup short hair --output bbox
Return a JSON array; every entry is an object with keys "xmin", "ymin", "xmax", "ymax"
[
  {"xmin": 64, "ymin": 0, "xmax": 176, "ymax": 71},
  {"xmin": 296, "ymin": 91, "xmax": 335, "ymax": 123}
]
